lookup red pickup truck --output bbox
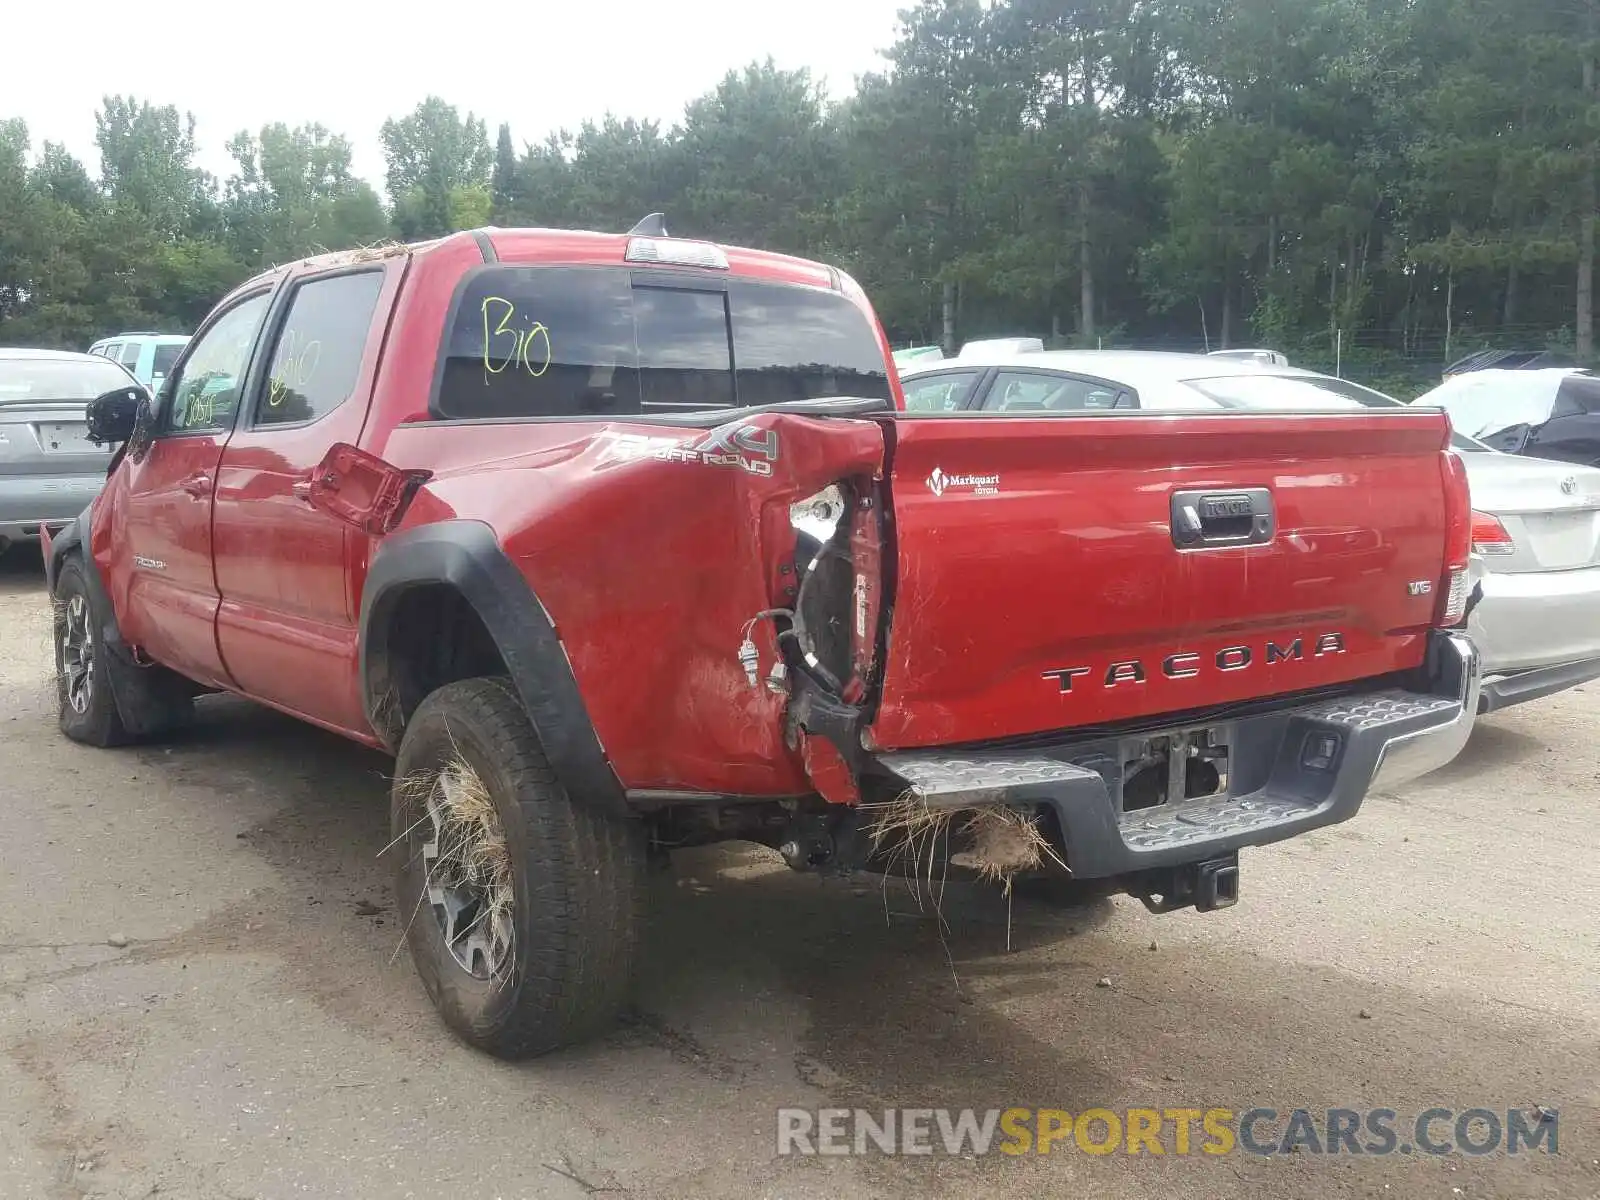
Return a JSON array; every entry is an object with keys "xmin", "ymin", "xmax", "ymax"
[{"xmin": 46, "ymin": 223, "xmax": 1480, "ymax": 1057}]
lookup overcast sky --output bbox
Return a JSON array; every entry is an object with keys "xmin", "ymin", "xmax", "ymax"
[{"xmin": 3, "ymin": 0, "xmax": 907, "ymax": 189}]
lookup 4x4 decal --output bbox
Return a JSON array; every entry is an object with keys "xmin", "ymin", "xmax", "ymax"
[{"xmin": 593, "ymin": 423, "xmax": 781, "ymax": 477}]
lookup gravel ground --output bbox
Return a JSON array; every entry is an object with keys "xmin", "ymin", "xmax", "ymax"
[{"xmin": 1, "ymin": 543, "xmax": 1596, "ymax": 1199}]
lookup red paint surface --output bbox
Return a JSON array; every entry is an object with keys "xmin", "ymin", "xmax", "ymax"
[
  {"xmin": 383, "ymin": 412, "xmax": 884, "ymax": 793},
  {"xmin": 869, "ymin": 413, "xmax": 1453, "ymax": 748}
]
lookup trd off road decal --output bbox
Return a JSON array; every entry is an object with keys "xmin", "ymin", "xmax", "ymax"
[{"xmin": 593, "ymin": 424, "xmax": 781, "ymax": 477}]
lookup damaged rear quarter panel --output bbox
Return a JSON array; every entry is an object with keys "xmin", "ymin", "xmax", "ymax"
[{"xmin": 381, "ymin": 412, "xmax": 885, "ymax": 794}]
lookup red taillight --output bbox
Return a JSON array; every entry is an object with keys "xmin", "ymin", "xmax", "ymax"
[
  {"xmin": 1470, "ymin": 510, "xmax": 1515, "ymax": 556},
  {"xmin": 1437, "ymin": 450, "xmax": 1472, "ymax": 626}
]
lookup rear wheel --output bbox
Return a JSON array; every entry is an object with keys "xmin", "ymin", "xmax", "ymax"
[{"xmin": 391, "ymin": 677, "xmax": 646, "ymax": 1058}]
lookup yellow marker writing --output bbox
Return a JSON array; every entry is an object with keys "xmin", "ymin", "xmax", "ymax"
[{"xmin": 481, "ymin": 296, "xmax": 552, "ymax": 382}]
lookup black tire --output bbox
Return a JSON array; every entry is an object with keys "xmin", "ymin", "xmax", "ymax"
[
  {"xmin": 53, "ymin": 556, "xmax": 130, "ymax": 747},
  {"xmin": 391, "ymin": 677, "xmax": 646, "ymax": 1058}
]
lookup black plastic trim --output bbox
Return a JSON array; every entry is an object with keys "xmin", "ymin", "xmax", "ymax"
[
  {"xmin": 43, "ymin": 504, "xmax": 90, "ymax": 593},
  {"xmin": 471, "ymin": 229, "xmax": 498, "ymax": 263},
  {"xmin": 1479, "ymin": 657, "xmax": 1600, "ymax": 713},
  {"xmin": 359, "ymin": 520, "xmax": 627, "ymax": 816},
  {"xmin": 413, "ymin": 395, "xmax": 892, "ymax": 430}
]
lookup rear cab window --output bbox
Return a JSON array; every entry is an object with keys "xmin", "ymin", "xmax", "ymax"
[{"xmin": 431, "ymin": 266, "xmax": 891, "ymax": 420}]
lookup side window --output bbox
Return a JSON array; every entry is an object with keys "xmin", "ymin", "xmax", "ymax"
[
  {"xmin": 164, "ymin": 293, "xmax": 271, "ymax": 434},
  {"xmin": 902, "ymin": 371, "xmax": 979, "ymax": 413},
  {"xmin": 984, "ymin": 371, "xmax": 1123, "ymax": 413},
  {"xmin": 633, "ymin": 286, "xmax": 734, "ymax": 410},
  {"xmin": 152, "ymin": 343, "xmax": 184, "ymax": 381},
  {"xmin": 435, "ymin": 267, "xmax": 640, "ymax": 420},
  {"xmin": 102, "ymin": 343, "xmax": 123, "ymax": 363},
  {"xmin": 254, "ymin": 271, "xmax": 385, "ymax": 427},
  {"xmin": 119, "ymin": 342, "xmax": 142, "ymax": 369}
]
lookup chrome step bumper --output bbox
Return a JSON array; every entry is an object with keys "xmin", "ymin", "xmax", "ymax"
[{"xmin": 872, "ymin": 633, "xmax": 1478, "ymax": 880}]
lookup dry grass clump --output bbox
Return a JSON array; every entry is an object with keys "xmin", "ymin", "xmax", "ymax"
[
  {"xmin": 862, "ymin": 792, "xmax": 1068, "ymax": 957},
  {"xmin": 431, "ymin": 758, "xmax": 515, "ymax": 907},
  {"xmin": 388, "ymin": 750, "xmax": 514, "ymax": 982},
  {"xmin": 864, "ymin": 792, "xmax": 1064, "ymax": 897}
]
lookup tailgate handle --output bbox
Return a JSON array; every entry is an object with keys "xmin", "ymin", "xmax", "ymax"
[{"xmin": 1171, "ymin": 487, "xmax": 1275, "ymax": 548}]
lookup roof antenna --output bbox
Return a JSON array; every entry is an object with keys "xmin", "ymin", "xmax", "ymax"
[{"xmin": 627, "ymin": 213, "xmax": 669, "ymax": 237}]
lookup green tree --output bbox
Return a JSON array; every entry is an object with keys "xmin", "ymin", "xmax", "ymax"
[
  {"xmin": 224, "ymin": 123, "xmax": 389, "ymax": 266},
  {"xmin": 381, "ymin": 97, "xmax": 492, "ymax": 239}
]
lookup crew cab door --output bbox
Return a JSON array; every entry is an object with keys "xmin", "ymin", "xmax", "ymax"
[
  {"xmin": 105, "ymin": 290, "xmax": 274, "ymax": 689},
  {"xmin": 211, "ymin": 265, "xmax": 397, "ymax": 736}
]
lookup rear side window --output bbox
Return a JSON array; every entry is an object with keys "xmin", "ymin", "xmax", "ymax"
[
  {"xmin": 152, "ymin": 343, "xmax": 184, "ymax": 378},
  {"xmin": 1553, "ymin": 375, "xmax": 1600, "ymax": 418},
  {"xmin": 983, "ymin": 370, "xmax": 1126, "ymax": 412},
  {"xmin": 728, "ymin": 280, "xmax": 891, "ymax": 407},
  {"xmin": 902, "ymin": 370, "xmax": 979, "ymax": 412},
  {"xmin": 433, "ymin": 266, "xmax": 890, "ymax": 420},
  {"xmin": 119, "ymin": 343, "xmax": 142, "ymax": 368},
  {"xmin": 254, "ymin": 270, "xmax": 385, "ymax": 427}
]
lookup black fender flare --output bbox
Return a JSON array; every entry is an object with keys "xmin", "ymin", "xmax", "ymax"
[
  {"xmin": 43, "ymin": 504, "xmax": 92, "ymax": 594},
  {"xmin": 359, "ymin": 520, "xmax": 628, "ymax": 817}
]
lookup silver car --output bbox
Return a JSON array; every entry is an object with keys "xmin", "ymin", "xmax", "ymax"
[
  {"xmin": 0, "ymin": 349, "xmax": 125, "ymax": 553},
  {"xmin": 898, "ymin": 349, "xmax": 1600, "ymax": 711}
]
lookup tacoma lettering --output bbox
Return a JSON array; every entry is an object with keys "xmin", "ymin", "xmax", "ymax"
[{"xmin": 1043, "ymin": 632, "xmax": 1348, "ymax": 695}]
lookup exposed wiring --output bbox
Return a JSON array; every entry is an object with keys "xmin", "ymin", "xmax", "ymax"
[
  {"xmin": 739, "ymin": 608, "xmax": 794, "ymax": 643},
  {"xmin": 739, "ymin": 608, "xmax": 794, "ymax": 690},
  {"xmin": 789, "ymin": 544, "xmax": 849, "ymax": 693}
]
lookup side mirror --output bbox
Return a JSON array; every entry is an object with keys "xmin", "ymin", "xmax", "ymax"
[{"xmin": 85, "ymin": 385, "xmax": 147, "ymax": 445}]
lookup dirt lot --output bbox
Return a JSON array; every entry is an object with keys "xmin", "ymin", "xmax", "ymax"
[{"xmin": 1, "ymin": 544, "xmax": 1596, "ymax": 1200}]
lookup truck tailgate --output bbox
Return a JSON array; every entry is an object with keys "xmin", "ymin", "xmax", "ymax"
[{"xmin": 870, "ymin": 411, "xmax": 1454, "ymax": 749}]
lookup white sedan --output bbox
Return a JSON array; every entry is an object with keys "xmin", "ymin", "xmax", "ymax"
[{"xmin": 898, "ymin": 349, "xmax": 1600, "ymax": 712}]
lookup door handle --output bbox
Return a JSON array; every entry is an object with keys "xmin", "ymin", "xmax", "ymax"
[
  {"xmin": 1170, "ymin": 487, "xmax": 1275, "ymax": 548},
  {"xmin": 179, "ymin": 472, "xmax": 213, "ymax": 497}
]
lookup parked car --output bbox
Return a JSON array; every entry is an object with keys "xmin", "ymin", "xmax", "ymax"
[
  {"xmin": 46, "ymin": 230, "xmax": 1475, "ymax": 1058},
  {"xmin": 957, "ymin": 335, "xmax": 1043, "ymax": 359},
  {"xmin": 892, "ymin": 344, "xmax": 945, "ymax": 369},
  {"xmin": 88, "ymin": 332, "xmax": 190, "ymax": 394},
  {"xmin": 1413, "ymin": 368, "xmax": 1600, "ymax": 467},
  {"xmin": 0, "ymin": 349, "xmax": 125, "ymax": 553},
  {"xmin": 901, "ymin": 348, "xmax": 1600, "ymax": 711},
  {"xmin": 1443, "ymin": 348, "xmax": 1576, "ymax": 379},
  {"xmin": 1209, "ymin": 347, "xmax": 1290, "ymax": 367}
]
